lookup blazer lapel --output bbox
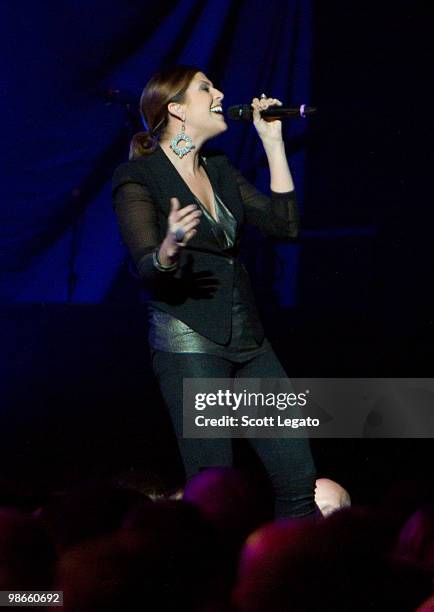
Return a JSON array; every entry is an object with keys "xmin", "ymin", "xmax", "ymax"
[
  {"xmin": 201, "ymin": 155, "xmax": 243, "ymax": 234},
  {"xmin": 145, "ymin": 146, "xmax": 193, "ymax": 208},
  {"xmin": 205, "ymin": 157, "xmax": 243, "ymax": 226},
  {"xmin": 144, "ymin": 146, "xmax": 219, "ymax": 247}
]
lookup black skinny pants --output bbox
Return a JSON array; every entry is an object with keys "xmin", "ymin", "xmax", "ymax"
[{"xmin": 152, "ymin": 348, "xmax": 317, "ymax": 518}]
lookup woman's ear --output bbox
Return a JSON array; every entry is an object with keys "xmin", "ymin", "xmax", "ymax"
[{"xmin": 167, "ymin": 102, "xmax": 184, "ymax": 120}]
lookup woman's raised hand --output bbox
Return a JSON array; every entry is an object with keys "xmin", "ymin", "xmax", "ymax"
[
  {"xmin": 158, "ymin": 197, "xmax": 202, "ymax": 265},
  {"xmin": 251, "ymin": 94, "xmax": 283, "ymax": 145}
]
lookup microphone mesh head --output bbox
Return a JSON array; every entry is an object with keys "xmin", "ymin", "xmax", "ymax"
[{"xmin": 227, "ymin": 105, "xmax": 253, "ymax": 121}]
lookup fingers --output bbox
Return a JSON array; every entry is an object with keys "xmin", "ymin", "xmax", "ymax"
[
  {"xmin": 170, "ymin": 199, "xmax": 197, "ymax": 219},
  {"xmin": 181, "ymin": 215, "xmax": 201, "ymax": 234},
  {"xmin": 173, "ymin": 215, "xmax": 201, "ymax": 243},
  {"xmin": 182, "ymin": 228, "xmax": 198, "ymax": 244},
  {"xmin": 168, "ymin": 200, "xmax": 202, "ymax": 246},
  {"xmin": 170, "ymin": 197, "xmax": 180, "ymax": 212},
  {"xmin": 174, "ymin": 209, "xmax": 202, "ymax": 236},
  {"xmin": 251, "ymin": 95, "xmax": 283, "ymax": 120},
  {"xmin": 170, "ymin": 205, "xmax": 201, "ymax": 227},
  {"xmin": 173, "ymin": 226, "xmax": 198, "ymax": 247},
  {"xmin": 251, "ymin": 97, "xmax": 262, "ymax": 120},
  {"xmin": 258, "ymin": 95, "xmax": 283, "ymax": 108},
  {"xmin": 176, "ymin": 204, "xmax": 201, "ymax": 222}
]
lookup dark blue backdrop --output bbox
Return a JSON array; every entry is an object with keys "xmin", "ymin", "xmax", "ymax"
[{"xmin": 0, "ymin": 1, "xmax": 432, "ymax": 496}]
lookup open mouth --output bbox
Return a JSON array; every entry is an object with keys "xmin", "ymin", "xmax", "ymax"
[{"xmin": 210, "ymin": 105, "xmax": 224, "ymax": 116}]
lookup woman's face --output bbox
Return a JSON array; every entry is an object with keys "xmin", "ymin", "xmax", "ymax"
[{"xmin": 181, "ymin": 72, "xmax": 227, "ymax": 139}]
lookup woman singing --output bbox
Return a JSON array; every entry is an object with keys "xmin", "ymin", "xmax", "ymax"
[{"xmin": 112, "ymin": 66, "xmax": 317, "ymax": 517}]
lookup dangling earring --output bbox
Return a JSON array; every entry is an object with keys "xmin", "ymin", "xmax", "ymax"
[{"xmin": 169, "ymin": 117, "xmax": 195, "ymax": 158}]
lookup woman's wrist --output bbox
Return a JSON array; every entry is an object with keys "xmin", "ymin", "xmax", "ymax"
[
  {"xmin": 264, "ymin": 142, "xmax": 295, "ymax": 192},
  {"xmin": 162, "ymin": 236, "xmax": 180, "ymax": 260},
  {"xmin": 153, "ymin": 247, "xmax": 178, "ymax": 272},
  {"xmin": 262, "ymin": 138, "xmax": 285, "ymax": 156},
  {"xmin": 154, "ymin": 238, "xmax": 179, "ymax": 271}
]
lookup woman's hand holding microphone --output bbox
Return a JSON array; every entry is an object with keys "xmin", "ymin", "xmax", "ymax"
[
  {"xmin": 251, "ymin": 93, "xmax": 283, "ymax": 146},
  {"xmin": 251, "ymin": 93, "xmax": 294, "ymax": 193},
  {"xmin": 156, "ymin": 197, "xmax": 202, "ymax": 268}
]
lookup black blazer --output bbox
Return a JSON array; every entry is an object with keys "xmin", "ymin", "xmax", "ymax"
[{"xmin": 112, "ymin": 145, "xmax": 298, "ymax": 344}]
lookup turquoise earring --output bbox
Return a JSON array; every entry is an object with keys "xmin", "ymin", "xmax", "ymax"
[{"xmin": 169, "ymin": 118, "xmax": 195, "ymax": 158}]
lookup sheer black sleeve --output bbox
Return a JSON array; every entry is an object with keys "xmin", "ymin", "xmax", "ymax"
[
  {"xmin": 225, "ymin": 160, "xmax": 299, "ymax": 240},
  {"xmin": 112, "ymin": 178, "xmax": 170, "ymax": 283}
]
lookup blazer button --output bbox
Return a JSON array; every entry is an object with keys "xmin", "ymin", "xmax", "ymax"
[{"xmin": 228, "ymin": 257, "xmax": 234, "ymax": 265}]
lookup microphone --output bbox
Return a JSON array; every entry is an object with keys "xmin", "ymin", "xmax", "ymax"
[{"xmin": 227, "ymin": 104, "xmax": 317, "ymax": 121}]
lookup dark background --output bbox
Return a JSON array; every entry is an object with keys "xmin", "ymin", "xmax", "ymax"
[{"xmin": 0, "ymin": 1, "xmax": 432, "ymax": 501}]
